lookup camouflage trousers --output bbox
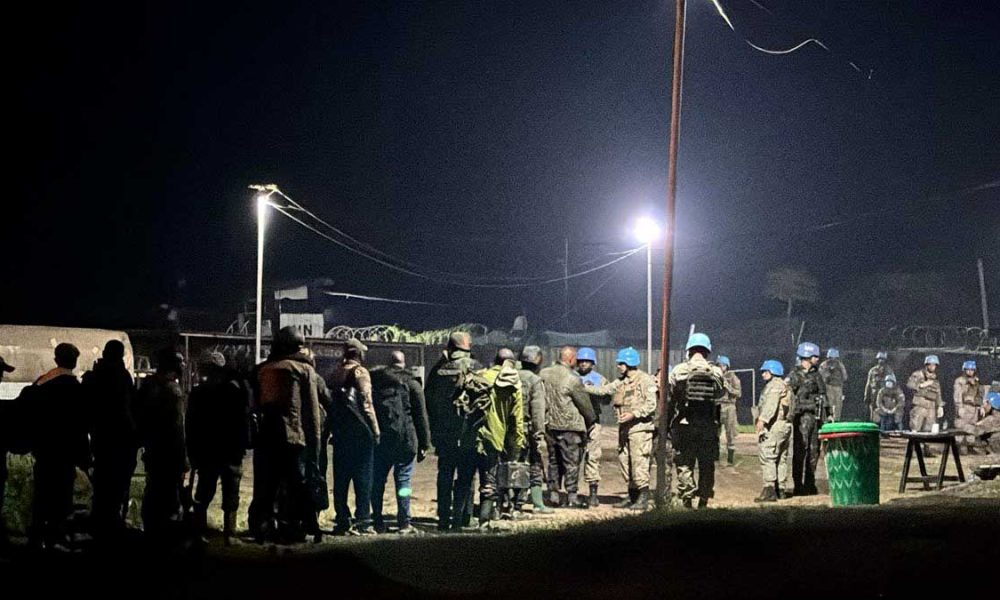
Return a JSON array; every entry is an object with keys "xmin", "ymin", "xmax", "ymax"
[
  {"xmin": 584, "ymin": 423, "xmax": 603, "ymax": 484},
  {"xmin": 826, "ymin": 385, "xmax": 844, "ymax": 422},
  {"xmin": 618, "ymin": 425, "xmax": 653, "ymax": 490},
  {"xmin": 718, "ymin": 403, "xmax": 738, "ymax": 451},
  {"xmin": 910, "ymin": 404, "xmax": 935, "ymax": 432},
  {"xmin": 758, "ymin": 421, "xmax": 791, "ymax": 487},
  {"xmin": 956, "ymin": 404, "xmax": 983, "ymax": 448},
  {"xmin": 673, "ymin": 425, "xmax": 718, "ymax": 501}
]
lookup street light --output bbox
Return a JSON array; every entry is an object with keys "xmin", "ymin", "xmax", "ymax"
[
  {"xmin": 633, "ymin": 217, "xmax": 660, "ymax": 371},
  {"xmin": 250, "ymin": 184, "xmax": 278, "ymax": 364}
]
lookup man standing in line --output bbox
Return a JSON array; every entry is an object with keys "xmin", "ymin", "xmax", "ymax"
[
  {"xmin": 576, "ymin": 347, "xmax": 607, "ymax": 507},
  {"xmin": 716, "ymin": 355, "xmax": 741, "ymax": 465},
  {"xmin": 819, "ymin": 348, "xmax": 848, "ymax": 422},
  {"xmin": 540, "ymin": 346, "xmax": 596, "ymax": 508},
  {"xmin": 754, "ymin": 360, "xmax": 791, "ymax": 503}
]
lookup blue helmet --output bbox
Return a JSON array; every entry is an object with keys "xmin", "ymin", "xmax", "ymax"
[
  {"xmin": 717, "ymin": 355, "xmax": 731, "ymax": 368},
  {"xmin": 760, "ymin": 360, "xmax": 784, "ymax": 377},
  {"xmin": 827, "ymin": 348, "xmax": 840, "ymax": 359},
  {"xmin": 796, "ymin": 342, "xmax": 819, "ymax": 359},
  {"xmin": 876, "ymin": 351, "xmax": 888, "ymax": 361},
  {"xmin": 686, "ymin": 333, "xmax": 712, "ymax": 353},
  {"xmin": 989, "ymin": 391, "xmax": 1000, "ymax": 411},
  {"xmin": 962, "ymin": 360, "xmax": 976, "ymax": 371},
  {"xmin": 616, "ymin": 347, "xmax": 641, "ymax": 368},
  {"xmin": 577, "ymin": 347, "xmax": 597, "ymax": 363},
  {"xmin": 924, "ymin": 354, "xmax": 940, "ymax": 365}
]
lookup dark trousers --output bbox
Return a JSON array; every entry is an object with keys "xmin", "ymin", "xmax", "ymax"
[
  {"xmin": 547, "ymin": 430, "xmax": 584, "ymax": 494},
  {"xmin": 141, "ymin": 460, "xmax": 185, "ymax": 537},
  {"xmin": 194, "ymin": 462, "xmax": 243, "ymax": 513},
  {"xmin": 332, "ymin": 435, "xmax": 374, "ymax": 530},
  {"xmin": 249, "ymin": 443, "xmax": 317, "ymax": 537},
  {"xmin": 435, "ymin": 445, "xmax": 472, "ymax": 529},
  {"xmin": 372, "ymin": 450, "xmax": 416, "ymax": 529},
  {"xmin": 878, "ymin": 415, "xmax": 899, "ymax": 433},
  {"xmin": 792, "ymin": 412, "xmax": 820, "ymax": 491},
  {"xmin": 527, "ymin": 442, "xmax": 545, "ymax": 488},
  {"xmin": 453, "ymin": 448, "xmax": 499, "ymax": 526},
  {"xmin": 31, "ymin": 459, "xmax": 76, "ymax": 543},
  {"xmin": 673, "ymin": 425, "xmax": 717, "ymax": 501},
  {"xmin": 91, "ymin": 446, "xmax": 137, "ymax": 534}
]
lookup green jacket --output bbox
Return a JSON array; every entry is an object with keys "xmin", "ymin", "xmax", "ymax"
[{"xmin": 475, "ymin": 361, "xmax": 526, "ymax": 456}]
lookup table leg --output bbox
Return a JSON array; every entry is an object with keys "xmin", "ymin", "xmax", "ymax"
[
  {"xmin": 950, "ymin": 440, "xmax": 966, "ymax": 482},
  {"xmin": 935, "ymin": 442, "xmax": 950, "ymax": 490},
  {"xmin": 913, "ymin": 443, "xmax": 931, "ymax": 491},
  {"xmin": 900, "ymin": 441, "xmax": 914, "ymax": 493}
]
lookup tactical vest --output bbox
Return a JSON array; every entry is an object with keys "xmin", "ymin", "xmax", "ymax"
[
  {"xmin": 791, "ymin": 368, "xmax": 824, "ymax": 415},
  {"xmin": 675, "ymin": 364, "xmax": 720, "ymax": 427}
]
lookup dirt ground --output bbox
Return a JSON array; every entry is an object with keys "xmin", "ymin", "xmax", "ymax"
[{"xmin": 195, "ymin": 428, "xmax": 999, "ymax": 535}]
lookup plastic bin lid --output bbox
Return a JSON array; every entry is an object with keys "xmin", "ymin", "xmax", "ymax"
[{"xmin": 819, "ymin": 421, "xmax": 881, "ymax": 435}]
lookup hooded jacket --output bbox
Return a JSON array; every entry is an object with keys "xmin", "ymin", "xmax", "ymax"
[
  {"xmin": 475, "ymin": 362, "xmax": 526, "ymax": 456},
  {"xmin": 82, "ymin": 357, "xmax": 136, "ymax": 453},
  {"xmin": 256, "ymin": 351, "xmax": 324, "ymax": 450},
  {"xmin": 425, "ymin": 349, "xmax": 482, "ymax": 449}
]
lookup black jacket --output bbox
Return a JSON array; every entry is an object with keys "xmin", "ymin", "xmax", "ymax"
[
  {"xmin": 82, "ymin": 358, "xmax": 137, "ymax": 454},
  {"xmin": 135, "ymin": 374, "xmax": 187, "ymax": 472},
  {"xmin": 25, "ymin": 369, "xmax": 90, "ymax": 467},
  {"xmin": 186, "ymin": 370, "xmax": 251, "ymax": 467},
  {"xmin": 370, "ymin": 365, "xmax": 431, "ymax": 459}
]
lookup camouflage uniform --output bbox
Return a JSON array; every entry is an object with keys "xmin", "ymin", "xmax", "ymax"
[
  {"xmin": 719, "ymin": 370, "xmax": 741, "ymax": 455},
  {"xmin": 787, "ymin": 364, "xmax": 829, "ymax": 495},
  {"xmin": 518, "ymin": 365, "xmax": 548, "ymax": 488},
  {"xmin": 875, "ymin": 386, "xmax": 905, "ymax": 432},
  {"xmin": 864, "ymin": 364, "xmax": 894, "ymax": 422},
  {"xmin": 667, "ymin": 355, "xmax": 725, "ymax": 505},
  {"xmin": 756, "ymin": 377, "xmax": 791, "ymax": 491},
  {"xmin": 591, "ymin": 370, "xmax": 657, "ymax": 493},
  {"xmin": 906, "ymin": 369, "xmax": 941, "ymax": 432},
  {"xmin": 953, "ymin": 375, "xmax": 984, "ymax": 449},
  {"xmin": 819, "ymin": 358, "xmax": 848, "ymax": 422},
  {"xmin": 580, "ymin": 370, "xmax": 608, "ymax": 487}
]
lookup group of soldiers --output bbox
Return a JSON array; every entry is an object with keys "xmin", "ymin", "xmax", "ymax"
[{"xmin": 3, "ymin": 329, "xmax": 1000, "ymax": 550}]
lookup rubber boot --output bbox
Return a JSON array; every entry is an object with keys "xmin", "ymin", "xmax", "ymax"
[
  {"xmin": 632, "ymin": 488, "xmax": 650, "ymax": 511},
  {"xmin": 727, "ymin": 449, "xmax": 735, "ymax": 465},
  {"xmin": 588, "ymin": 483, "xmax": 600, "ymax": 508},
  {"xmin": 223, "ymin": 511, "xmax": 240, "ymax": 546},
  {"xmin": 615, "ymin": 488, "xmax": 637, "ymax": 509},
  {"xmin": 754, "ymin": 487, "xmax": 778, "ymax": 503},
  {"xmin": 530, "ymin": 486, "xmax": 554, "ymax": 514}
]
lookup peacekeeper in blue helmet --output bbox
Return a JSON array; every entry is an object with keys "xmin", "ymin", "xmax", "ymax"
[
  {"xmin": 586, "ymin": 347, "xmax": 657, "ymax": 511},
  {"xmin": 667, "ymin": 333, "xmax": 725, "ymax": 509},
  {"xmin": 576, "ymin": 347, "xmax": 609, "ymax": 508},
  {"xmin": 952, "ymin": 360, "xmax": 985, "ymax": 454},
  {"xmin": 974, "ymin": 391, "xmax": 1000, "ymax": 454},
  {"xmin": 754, "ymin": 360, "xmax": 792, "ymax": 503},
  {"xmin": 864, "ymin": 351, "xmax": 895, "ymax": 422},
  {"xmin": 787, "ymin": 342, "xmax": 830, "ymax": 497}
]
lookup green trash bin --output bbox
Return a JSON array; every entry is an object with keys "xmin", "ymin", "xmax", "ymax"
[{"xmin": 819, "ymin": 421, "xmax": 881, "ymax": 506}]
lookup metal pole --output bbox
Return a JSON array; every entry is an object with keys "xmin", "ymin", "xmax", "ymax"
[
  {"xmin": 255, "ymin": 198, "xmax": 267, "ymax": 364},
  {"xmin": 655, "ymin": 0, "xmax": 687, "ymax": 508},
  {"xmin": 646, "ymin": 243, "xmax": 653, "ymax": 370},
  {"xmin": 977, "ymin": 258, "xmax": 990, "ymax": 330},
  {"xmin": 563, "ymin": 237, "xmax": 570, "ymax": 330}
]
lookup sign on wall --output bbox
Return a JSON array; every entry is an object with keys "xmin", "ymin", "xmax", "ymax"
[{"xmin": 279, "ymin": 313, "xmax": 325, "ymax": 339}]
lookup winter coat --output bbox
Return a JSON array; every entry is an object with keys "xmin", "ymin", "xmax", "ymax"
[
  {"xmin": 425, "ymin": 349, "xmax": 482, "ymax": 449},
  {"xmin": 186, "ymin": 371, "xmax": 251, "ymax": 467},
  {"xmin": 475, "ymin": 362, "xmax": 526, "ymax": 456},
  {"xmin": 135, "ymin": 373, "xmax": 187, "ymax": 472},
  {"xmin": 255, "ymin": 351, "xmax": 324, "ymax": 450},
  {"xmin": 82, "ymin": 358, "xmax": 137, "ymax": 455},
  {"xmin": 540, "ymin": 362, "xmax": 596, "ymax": 433},
  {"xmin": 24, "ymin": 368, "xmax": 90, "ymax": 467},
  {"xmin": 370, "ymin": 365, "xmax": 431, "ymax": 459}
]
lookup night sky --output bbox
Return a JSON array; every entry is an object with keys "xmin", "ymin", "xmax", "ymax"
[{"xmin": 5, "ymin": 1, "xmax": 998, "ymax": 336}]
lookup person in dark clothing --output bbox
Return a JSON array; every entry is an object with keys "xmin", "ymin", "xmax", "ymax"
[
  {"xmin": 327, "ymin": 339, "xmax": 381, "ymax": 536},
  {"xmin": 250, "ymin": 327, "xmax": 325, "ymax": 544},
  {"xmin": 81, "ymin": 340, "xmax": 137, "ymax": 540},
  {"xmin": 26, "ymin": 343, "xmax": 90, "ymax": 551},
  {"xmin": 424, "ymin": 332, "xmax": 482, "ymax": 531},
  {"xmin": 186, "ymin": 350, "xmax": 251, "ymax": 545},
  {"xmin": 787, "ymin": 342, "xmax": 832, "ymax": 496},
  {"xmin": 370, "ymin": 351, "xmax": 431, "ymax": 534},
  {"xmin": 134, "ymin": 348, "xmax": 188, "ymax": 540},
  {"xmin": 0, "ymin": 356, "xmax": 17, "ymax": 546}
]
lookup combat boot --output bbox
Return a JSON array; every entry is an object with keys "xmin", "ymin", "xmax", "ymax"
[
  {"xmin": 567, "ymin": 493, "xmax": 586, "ymax": 508},
  {"xmin": 631, "ymin": 488, "xmax": 650, "ymax": 511},
  {"xmin": 727, "ymin": 449, "xmax": 735, "ymax": 465},
  {"xmin": 615, "ymin": 488, "xmax": 637, "ymax": 509},
  {"xmin": 588, "ymin": 483, "xmax": 600, "ymax": 508},
  {"xmin": 697, "ymin": 498, "xmax": 709, "ymax": 509},
  {"xmin": 682, "ymin": 497, "xmax": 693, "ymax": 509},
  {"xmin": 754, "ymin": 487, "xmax": 778, "ymax": 503},
  {"xmin": 548, "ymin": 489, "xmax": 561, "ymax": 507},
  {"xmin": 530, "ymin": 486, "xmax": 554, "ymax": 514}
]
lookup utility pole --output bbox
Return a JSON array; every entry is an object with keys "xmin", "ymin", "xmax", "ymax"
[
  {"xmin": 563, "ymin": 237, "xmax": 570, "ymax": 330},
  {"xmin": 978, "ymin": 258, "xmax": 990, "ymax": 330},
  {"xmin": 655, "ymin": 0, "xmax": 687, "ymax": 507}
]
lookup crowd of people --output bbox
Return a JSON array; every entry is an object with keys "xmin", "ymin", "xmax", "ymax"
[{"xmin": 1, "ymin": 328, "xmax": 999, "ymax": 551}]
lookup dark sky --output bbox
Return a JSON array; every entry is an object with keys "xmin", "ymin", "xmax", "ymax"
[{"xmin": 5, "ymin": 1, "xmax": 998, "ymax": 335}]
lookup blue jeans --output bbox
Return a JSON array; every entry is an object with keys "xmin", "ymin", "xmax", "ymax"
[
  {"xmin": 879, "ymin": 415, "xmax": 899, "ymax": 432},
  {"xmin": 332, "ymin": 433, "xmax": 375, "ymax": 530},
  {"xmin": 372, "ymin": 451, "xmax": 416, "ymax": 529}
]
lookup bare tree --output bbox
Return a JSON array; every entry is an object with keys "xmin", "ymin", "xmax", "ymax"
[{"xmin": 765, "ymin": 268, "xmax": 820, "ymax": 320}]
